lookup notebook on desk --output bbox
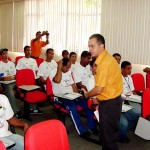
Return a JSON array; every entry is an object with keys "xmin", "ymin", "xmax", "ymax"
[
  {"xmin": 126, "ymin": 95, "xmax": 142, "ymax": 103},
  {"xmin": 55, "ymin": 92, "xmax": 82, "ymax": 100},
  {"xmin": 0, "ymin": 137, "xmax": 15, "ymax": 148}
]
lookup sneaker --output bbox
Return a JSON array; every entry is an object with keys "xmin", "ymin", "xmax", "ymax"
[
  {"xmin": 15, "ymin": 110, "xmax": 23, "ymax": 119},
  {"xmin": 118, "ymin": 137, "xmax": 130, "ymax": 144},
  {"xmin": 30, "ymin": 108, "xmax": 43, "ymax": 114},
  {"xmin": 88, "ymin": 127, "xmax": 99, "ymax": 135},
  {"xmin": 80, "ymin": 131, "xmax": 91, "ymax": 139}
]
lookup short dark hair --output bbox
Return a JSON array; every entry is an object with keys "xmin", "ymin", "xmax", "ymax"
[
  {"xmin": 0, "ymin": 48, "xmax": 8, "ymax": 55},
  {"xmin": 89, "ymin": 34, "xmax": 105, "ymax": 48},
  {"xmin": 24, "ymin": 46, "xmax": 30, "ymax": 51},
  {"xmin": 90, "ymin": 58, "xmax": 96, "ymax": 67},
  {"xmin": 62, "ymin": 50, "xmax": 69, "ymax": 55},
  {"xmin": 121, "ymin": 61, "xmax": 131, "ymax": 69},
  {"xmin": 62, "ymin": 57, "xmax": 70, "ymax": 66},
  {"xmin": 113, "ymin": 53, "xmax": 121, "ymax": 58},
  {"xmin": 46, "ymin": 48, "xmax": 54, "ymax": 53},
  {"xmin": 81, "ymin": 51, "xmax": 91, "ymax": 58},
  {"xmin": 36, "ymin": 31, "xmax": 41, "ymax": 36},
  {"xmin": 69, "ymin": 52, "xmax": 77, "ymax": 58}
]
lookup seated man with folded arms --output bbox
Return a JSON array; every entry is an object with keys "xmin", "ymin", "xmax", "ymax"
[
  {"xmin": 52, "ymin": 57, "xmax": 96, "ymax": 138},
  {"xmin": 72, "ymin": 51, "xmax": 92, "ymax": 91},
  {"xmin": 0, "ymin": 94, "xmax": 29, "ymax": 150},
  {"xmin": 37, "ymin": 48, "xmax": 58, "ymax": 85},
  {"xmin": 16, "ymin": 46, "xmax": 41, "ymax": 114},
  {"xmin": 0, "ymin": 48, "xmax": 22, "ymax": 119}
]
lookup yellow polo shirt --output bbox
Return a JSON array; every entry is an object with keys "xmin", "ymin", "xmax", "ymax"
[{"xmin": 95, "ymin": 50, "xmax": 123, "ymax": 101}]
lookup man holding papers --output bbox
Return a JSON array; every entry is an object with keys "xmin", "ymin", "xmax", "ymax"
[{"xmin": 38, "ymin": 55, "xmax": 96, "ymax": 138}]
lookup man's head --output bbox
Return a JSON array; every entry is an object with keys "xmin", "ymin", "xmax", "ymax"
[
  {"xmin": 62, "ymin": 57, "xmax": 71, "ymax": 73},
  {"xmin": 62, "ymin": 50, "xmax": 69, "ymax": 58},
  {"xmin": 121, "ymin": 61, "xmax": 132, "ymax": 76},
  {"xmin": 88, "ymin": 34, "xmax": 105, "ymax": 57},
  {"xmin": 113, "ymin": 53, "xmax": 121, "ymax": 64},
  {"xmin": 36, "ymin": 31, "xmax": 42, "ymax": 40},
  {"xmin": 80, "ymin": 51, "xmax": 91, "ymax": 66},
  {"xmin": 69, "ymin": 52, "xmax": 77, "ymax": 64},
  {"xmin": 46, "ymin": 48, "xmax": 54, "ymax": 61},
  {"xmin": 24, "ymin": 46, "xmax": 31, "ymax": 58},
  {"xmin": 0, "ymin": 48, "xmax": 8, "ymax": 60},
  {"xmin": 90, "ymin": 58, "xmax": 97, "ymax": 75}
]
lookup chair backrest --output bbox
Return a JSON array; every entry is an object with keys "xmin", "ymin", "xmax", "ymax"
[
  {"xmin": 131, "ymin": 73, "xmax": 145, "ymax": 92},
  {"xmin": 25, "ymin": 120, "xmax": 70, "ymax": 150},
  {"xmin": 0, "ymin": 55, "xmax": 12, "ymax": 61},
  {"xmin": 15, "ymin": 56, "xmax": 23, "ymax": 65},
  {"xmin": 46, "ymin": 77, "xmax": 54, "ymax": 96},
  {"xmin": 146, "ymin": 73, "xmax": 150, "ymax": 88},
  {"xmin": 142, "ymin": 88, "xmax": 150, "ymax": 119},
  {"xmin": 0, "ymin": 141, "xmax": 6, "ymax": 150},
  {"xmin": 35, "ymin": 58, "xmax": 44, "ymax": 67},
  {"xmin": 16, "ymin": 69, "xmax": 35, "ymax": 86}
]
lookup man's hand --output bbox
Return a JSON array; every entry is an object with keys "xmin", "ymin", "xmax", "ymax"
[
  {"xmin": 4, "ymin": 76, "xmax": 14, "ymax": 81},
  {"xmin": 24, "ymin": 122, "xmax": 30, "ymax": 133}
]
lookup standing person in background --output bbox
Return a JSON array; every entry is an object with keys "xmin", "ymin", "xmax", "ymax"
[
  {"xmin": 30, "ymin": 31, "xmax": 49, "ymax": 58},
  {"xmin": 83, "ymin": 34, "xmax": 123, "ymax": 150}
]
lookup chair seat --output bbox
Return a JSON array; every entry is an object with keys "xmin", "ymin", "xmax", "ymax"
[{"xmin": 24, "ymin": 91, "xmax": 47, "ymax": 103}]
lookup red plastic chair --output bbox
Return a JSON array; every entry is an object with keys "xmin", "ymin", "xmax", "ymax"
[
  {"xmin": 0, "ymin": 141, "xmax": 6, "ymax": 150},
  {"xmin": 146, "ymin": 73, "xmax": 150, "ymax": 88},
  {"xmin": 46, "ymin": 77, "xmax": 82, "ymax": 125},
  {"xmin": 35, "ymin": 58, "xmax": 44, "ymax": 67},
  {"xmin": 142, "ymin": 88, "xmax": 150, "ymax": 120},
  {"xmin": 131, "ymin": 73, "xmax": 145, "ymax": 92},
  {"xmin": 0, "ymin": 55, "xmax": 12, "ymax": 61},
  {"xmin": 15, "ymin": 56, "xmax": 23, "ymax": 65},
  {"xmin": 15, "ymin": 69, "xmax": 47, "ymax": 120},
  {"xmin": 25, "ymin": 120, "xmax": 70, "ymax": 150}
]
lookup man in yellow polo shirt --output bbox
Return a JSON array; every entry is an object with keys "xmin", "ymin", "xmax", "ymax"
[
  {"xmin": 30, "ymin": 31, "xmax": 49, "ymax": 58},
  {"xmin": 84, "ymin": 34, "xmax": 123, "ymax": 150}
]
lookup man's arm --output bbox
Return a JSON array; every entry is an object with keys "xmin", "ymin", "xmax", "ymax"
[
  {"xmin": 84, "ymin": 86, "xmax": 104, "ymax": 98},
  {"xmin": 53, "ymin": 60, "xmax": 62, "ymax": 83},
  {"xmin": 76, "ymin": 82, "xmax": 87, "ymax": 91},
  {"xmin": 143, "ymin": 67, "xmax": 150, "ymax": 73},
  {"xmin": 7, "ymin": 116, "xmax": 29, "ymax": 133},
  {"xmin": 71, "ymin": 83, "xmax": 79, "ymax": 93}
]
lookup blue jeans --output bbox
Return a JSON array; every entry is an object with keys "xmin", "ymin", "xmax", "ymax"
[
  {"xmin": 6, "ymin": 134, "xmax": 24, "ymax": 150},
  {"xmin": 119, "ymin": 108, "xmax": 140, "ymax": 139},
  {"xmin": 59, "ymin": 97, "xmax": 96, "ymax": 135}
]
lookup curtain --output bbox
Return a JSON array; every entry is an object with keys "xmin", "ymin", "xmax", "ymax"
[{"xmin": 0, "ymin": 0, "xmax": 101, "ymax": 57}]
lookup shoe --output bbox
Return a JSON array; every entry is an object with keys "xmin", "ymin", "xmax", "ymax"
[
  {"xmin": 30, "ymin": 108, "xmax": 43, "ymax": 114},
  {"xmin": 118, "ymin": 137, "xmax": 130, "ymax": 144},
  {"xmin": 15, "ymin": 110, "xmax": 23, "ymax": 119},
  {"xmin": 88, "ymin": 127, "xmax": 99, "ymax": 135},
  {"xmin": 80, "ymin": 131, "xmax": 91, "ymax": 139}
]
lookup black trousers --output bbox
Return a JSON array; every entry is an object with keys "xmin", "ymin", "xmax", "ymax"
[{"xmin": 98, "ymin": 96, "xmax": 123, "ymax": 150}]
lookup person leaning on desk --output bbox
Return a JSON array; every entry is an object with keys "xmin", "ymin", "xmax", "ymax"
[{"xmin": 0, "ymin": 94, "xmax": 29, "ymax": 150}]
